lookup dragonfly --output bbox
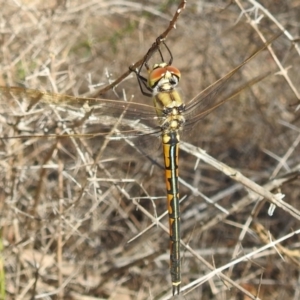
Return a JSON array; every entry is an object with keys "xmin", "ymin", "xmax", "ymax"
[{"xmin": 0, "ymin": 36, "xmax": 278, "ymax": 295}]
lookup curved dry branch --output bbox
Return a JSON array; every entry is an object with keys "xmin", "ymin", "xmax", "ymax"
[{"xmin": 90, "ymin": 0, "xmax": 187, "ymax": 97}]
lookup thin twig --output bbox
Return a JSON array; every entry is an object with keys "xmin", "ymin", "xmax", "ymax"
[
  {"xmin": 235, "ymin": 0, "xmax": 300, "ymax": 101},
  {"xmin": 180, "ymin": 141, "xmax": 300, "ymax": 221},
  {"xmin": 90, "ymin": 0, "xmax": 187, "ymax": 97}
]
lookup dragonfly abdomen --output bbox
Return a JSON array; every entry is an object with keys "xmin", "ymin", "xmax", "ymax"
[{"xmin": 162, "ymin": 131, "xmax": 181, "ymax": 295}]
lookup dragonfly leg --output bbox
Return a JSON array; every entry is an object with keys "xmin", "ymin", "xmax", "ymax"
[{"xmin": 129, "ymin": 65, "xmax": 153, "ymax": 97}]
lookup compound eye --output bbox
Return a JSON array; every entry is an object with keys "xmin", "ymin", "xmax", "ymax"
[
  {"xmin": 148, "ymin": 66, "xmax": 166, "ymax": 88},
  {"xmin": 165, "ymin": 66, "xmax": 181, "ymax": 79}
]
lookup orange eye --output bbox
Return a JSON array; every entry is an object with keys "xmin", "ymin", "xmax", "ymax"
[{"xmin": 164, "ymin": 66, "xmax": 181, "ymax": 79}]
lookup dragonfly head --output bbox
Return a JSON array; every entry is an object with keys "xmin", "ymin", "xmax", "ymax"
[{"xmin": 148, "ymin": 63, "xmax": 181, "ymax": 94}]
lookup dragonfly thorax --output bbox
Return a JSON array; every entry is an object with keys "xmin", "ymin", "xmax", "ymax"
[
  {"xmin": 159, "ymin": 106, "xmax": 186, "ymax": 132},
  {"xmin": 153, "ymin": 88, "xmax": 185, "ymax": 116},
  {"xmin": 163, "ymin": 104, "xmax": 185, "ymax": 115},
  {"xmin": 162, "ymin": 116, "xmax": 185, "ymax": 131}
]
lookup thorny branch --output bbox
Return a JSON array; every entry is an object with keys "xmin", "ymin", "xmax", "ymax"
[
  {"xmin": 90, "ymin": 0, "xmax": 186, "ymax": 98},
  {"xmin": 234, "ymin": 0, "xmax": 300, "ymax": 101}
]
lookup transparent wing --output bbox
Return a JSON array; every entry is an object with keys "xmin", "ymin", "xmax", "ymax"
[
  {"xmin": 0, "ymin": 86, "xmax": 167, "ymax": 170},
  {"xmin": 182, "ymin": 34, "xmax": 280, "ymax": 133},
  {"xmin": 0, "ymin": 86, "xmax": 162, "ymax": 137}
]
